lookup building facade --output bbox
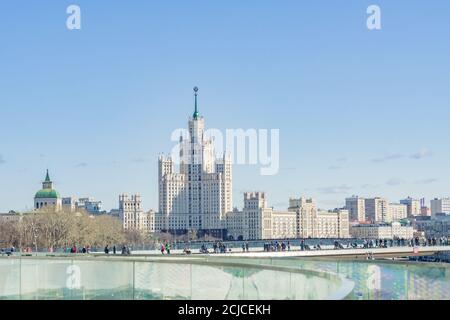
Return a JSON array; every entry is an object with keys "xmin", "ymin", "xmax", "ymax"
[
  {"xmin": 414, "ymin": 215, "xmax": 450, "ymax": 238},
  {"xmin": 351, "ymin": 222, "xmax": 414, "ymax": 239},
  {"xmin": 400, "ymin": 197, "xmax": 421, "ymax": 217},
  {"xmin": 388, "ymin": 203, "xmax": 408, "ymax": 222},
  {"xmin": 157, "ymin": 87, "xmax": 232, "ymax": 235},
  {"xmin": 62, "ymin": 197, "xmax": 104, "ymax": 215},
  {"xmin": 345, "ymin": 196, "xmax": 366, "ymax": 222},
  {"xmin": 34, "ymin": 170, "xmax": 62, "ymax": 211},
  {"xmin": 288, "ymin": 198, "xmax": 350, "ymax": 239},
  {"xmin": 226, "ymin": 192, "xmax": 274, "ymax": 240},
  {"xmin": 119, "ymin": 194, "xmax": 155, "ymax": 233},
  {"xmin": 430, "ymin": 198, "xmax": 450, "ymax": 217},
  {"xmin": 365, "ymin": 197, "xmax": 389, "ymax": 223}
]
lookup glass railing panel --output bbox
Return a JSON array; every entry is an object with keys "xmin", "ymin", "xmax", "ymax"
[
  {"xmin": 20, "ymin": 258, "xmax": 72, "ymax": 300},
  {"xmin": 0, "ymin": 258, "xmax": 21, "ymax": 300},
  {"xmin": 70, "ymin": 259, "xmax": 134, "ymax": 300},
  {"xmin": 191, "ymin": 264, "xmax": 240, "ymax": 300},
  {"xmin": 134, "ymin": 262, "xmax": 192, "ymax": 300}
]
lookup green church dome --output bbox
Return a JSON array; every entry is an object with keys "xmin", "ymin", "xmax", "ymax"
[
  {"xmin": 35, "ymin": 189, "xmax": 60, "ymax": 199},
  {"xmin": 35, "ymin": 170, "xmax": 60, "ymax": 199}
]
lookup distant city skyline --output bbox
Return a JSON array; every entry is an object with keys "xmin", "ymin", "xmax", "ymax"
[{"xmin": 1, "ymin": 1, "xmax": 449, "ymax": 212}]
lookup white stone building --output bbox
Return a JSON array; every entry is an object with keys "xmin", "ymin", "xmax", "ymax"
[
  {"xmin": 350, "ymin": 221, "xmax": 414, "ymax": 239},
  {"xmin": 225, "ymin": 192, "xmax": 297, "ymax": 241},
  {"xmin": 157, "ymin": 87, "xmax": 232, "ymax": 236}
]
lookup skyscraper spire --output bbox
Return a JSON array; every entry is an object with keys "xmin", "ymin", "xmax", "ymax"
[{"xmin": 193, "ymin": 86, "xmax": 199, "ymax": 120}]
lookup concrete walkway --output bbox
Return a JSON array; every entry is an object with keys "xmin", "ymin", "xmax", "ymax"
[
  {"xmin": 217, "ymin": 246, "xmax": 450, "ymax": 258},
  {"xmin": 129, "ymin": 246, "xmax": 450, "ymax": 259}
]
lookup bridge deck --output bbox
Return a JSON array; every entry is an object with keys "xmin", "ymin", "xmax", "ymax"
[{"xmin": 218, "ymin": 246, "xmax": 450, "ymax": 258}]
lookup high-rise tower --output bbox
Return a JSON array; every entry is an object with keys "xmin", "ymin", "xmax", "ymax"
[{"xmin": 158, "ymin": 87, "xmax": 232, "ymax": 234}]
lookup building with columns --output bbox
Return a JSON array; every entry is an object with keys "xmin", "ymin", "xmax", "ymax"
[{"xmin": 34, "ymin": 170, "xmax": 62, "ymax": 211}]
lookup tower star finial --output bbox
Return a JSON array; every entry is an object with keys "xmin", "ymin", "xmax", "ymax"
[{"xmin": 193, "ymin": 86, "xmax": 199, "ymax": 119}]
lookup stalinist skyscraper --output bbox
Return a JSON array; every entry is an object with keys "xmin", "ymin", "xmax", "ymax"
[{"xmin": 158, "ymin": 87, "xmax": 232, "ymax": 236}]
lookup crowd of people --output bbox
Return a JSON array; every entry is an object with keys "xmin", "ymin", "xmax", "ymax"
[
  {"xmin": 263, "ymin": 241, "xmax": 291, "ymax": 252},
  {"xmin": 3, "ymin": 236, "xmax": 449, "ymax": 257}
]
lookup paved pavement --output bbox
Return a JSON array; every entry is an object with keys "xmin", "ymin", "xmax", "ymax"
[{"xmin": 130, "ymin": 245, "xmax": 450, "ymax": 258}]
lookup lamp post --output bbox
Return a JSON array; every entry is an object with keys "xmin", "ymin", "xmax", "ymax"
[{"xmin": 33, "ymin": 228, "xmax": 39, "ymax": 253}]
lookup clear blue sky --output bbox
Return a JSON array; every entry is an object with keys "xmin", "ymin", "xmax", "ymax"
[{"xmin": 1, "ymin": 1, "xmax": 449, "ymax": 212}]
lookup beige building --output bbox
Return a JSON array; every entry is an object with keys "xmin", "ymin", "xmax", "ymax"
[
  {"xmin": 388, "ymin": 203, "xmax": 408, "ymax": 222},
  {"xmin": 288, "ymin": 198, "xmax": 350, "ymax": 239},
  {"xmin": 351, "ymin": 221, "xmax": 414, "ymax": 239},
  {"xmin": 271, "ymin": 211, "xmax": 297, "ymax": 239},
  {"xmin": 226, "ymin": 193, "xmax": 300, "ymax": 241},
  {"xmin": 316, "ymin": 209, "xmax": 350, "ymax": 239},
  {"xmin": 119, "ymin": 194, "xmax": 155, "ymax": 233}
]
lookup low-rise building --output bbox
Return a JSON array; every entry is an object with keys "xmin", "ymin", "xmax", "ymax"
[
  {"xmin": 76, "ymin": 197, "xmax": 104, "ymax": 215},
  {"xmin": 0, "ymin": 212, "xmax": 23, "ymax": 223},
  {"xmin": 63, "ymin": 197, "xmax": 104, "ymax": 215},
  {"xmin": 414, "ymin": 214, "xmax": 450, "ymax": 238},
  {"xmin": 350, "ymin": 221, "xmax": 414, "ymax": 239}
]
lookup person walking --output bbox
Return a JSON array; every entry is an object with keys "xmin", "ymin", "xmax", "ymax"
[
  {"xmin": 113, "ymin": 245, "xmax": 116, "ymax": 255},
  {"xmin": 166, "ymin": 243, "xmax": 171, "ymax": 254},
  {"xmin": 160, "ymin": 243, "xmax": 165, "ymax": 255},
  {"xmin": 104, "ymin": 245, "xmax": 109, "ymax": 254}
]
